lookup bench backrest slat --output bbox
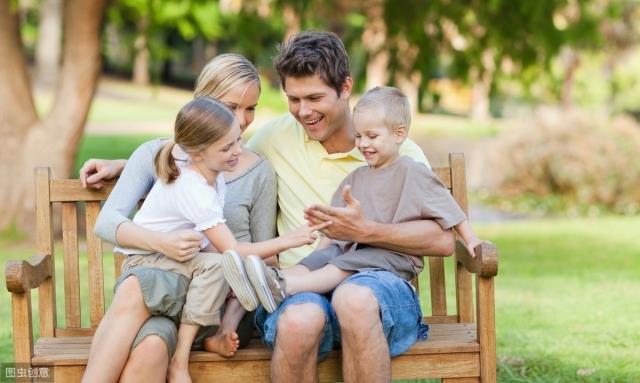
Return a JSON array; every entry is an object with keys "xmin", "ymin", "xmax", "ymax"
[
  {"xmin": 85, "ymin": 201, "xmax": 105, "ymax": 327},
  {"xmin": 36, "ymin": 168, "xmax": 57, "ymax": 338},
  {"xmin": 61, "ymin": 202, "xmax": 82, "ymax": 328},
  {"xmin": 450, "ymin": 153, "xmax": 474, "ymax": 323},
  {"xmin": 428, "ymin": 166, "xmax": 453, "ymax": 318}
]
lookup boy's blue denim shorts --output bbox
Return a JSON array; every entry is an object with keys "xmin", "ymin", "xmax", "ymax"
[{"xmin": 254, "ymin": 270, "xmax": 429, "ymax": 360}]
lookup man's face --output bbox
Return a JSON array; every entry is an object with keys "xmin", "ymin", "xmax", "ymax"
[{"xmin": 283, "ymin": 73, "xmax": 352, "ymax": 143}]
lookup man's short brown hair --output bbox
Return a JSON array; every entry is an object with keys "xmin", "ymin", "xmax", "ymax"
[{"xmin": 274, "ymin": 30, "xmax": 351, "ymax": 96}]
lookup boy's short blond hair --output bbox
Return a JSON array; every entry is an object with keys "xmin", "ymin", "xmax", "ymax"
[{"xmin": 353, "ymin": 86, "xmax": 411, "ymax": 131}]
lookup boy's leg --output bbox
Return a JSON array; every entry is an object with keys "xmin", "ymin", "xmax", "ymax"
[
  {"xmin": 82, "ymin": 276, "xmax": 150, "ymax": 383},
  {"xmin": 284, "ymin": 264, "xmax": 353, "ymax": 295},
  {"xmin": 246, "ymin": 253, "xmax": 352, "ymax": 312},
  {"xmin": 202, "ymin": 297, "xmax": 243, "ymax": 357}
]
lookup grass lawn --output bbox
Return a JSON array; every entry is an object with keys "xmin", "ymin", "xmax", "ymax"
[{"xmin": 1, "ymin": 217, "xmax": 638, "ymax": 382}]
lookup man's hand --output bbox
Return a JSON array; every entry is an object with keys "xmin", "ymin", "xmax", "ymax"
[
  {"xmin": 156, "ymin": 230, "xmax": 204, "ymax": 262},
  {"xmin": 304, "ymin": 185, "xmax": 369, "ymax": 242},
  {"xmin": 79, "ymin": 159, "xmax": 126, "ymax": 189}
]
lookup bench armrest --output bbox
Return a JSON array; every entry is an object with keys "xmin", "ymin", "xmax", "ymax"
[
  {"xmin": 455, "ymin": 240, "xmax": 498, "ymax": 278},
  {"xmin": 5, "ymin": 254, "xmax": 53, "ymax": 293}
]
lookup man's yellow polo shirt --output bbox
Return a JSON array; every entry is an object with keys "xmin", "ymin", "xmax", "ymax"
[{"xmin": 247, "ymin": 114, "xmax": 430, "ymax": 267}]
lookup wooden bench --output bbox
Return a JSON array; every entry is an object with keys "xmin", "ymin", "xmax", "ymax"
[{"xmin": 6, "ymin": 153, "xmax": 499, "ymax": 382}]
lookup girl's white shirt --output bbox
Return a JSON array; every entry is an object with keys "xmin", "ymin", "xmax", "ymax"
[{"xmin": 115, "ymin": 159, "xmax": 227, "ymax": 255}]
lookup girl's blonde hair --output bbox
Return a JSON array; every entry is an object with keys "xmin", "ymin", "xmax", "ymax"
[
  {"xmin": 194, "ymin": 53, "xmax": 261, "ymax": 99},
  {"xmin": 155, "ymin": 97, "xmax": 236, "ymax": 184}
]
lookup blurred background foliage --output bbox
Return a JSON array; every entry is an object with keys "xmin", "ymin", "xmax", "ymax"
[{"xmin": 14, "ymin": 0, "xmax": 640, "ymax": 217}]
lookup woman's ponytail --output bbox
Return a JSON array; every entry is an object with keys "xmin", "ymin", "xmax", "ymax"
[{"xmin": 154, "ymin": 141, "xmax": 180, "ymax": 184}]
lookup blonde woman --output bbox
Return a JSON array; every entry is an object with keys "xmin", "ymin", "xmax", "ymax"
[{"xmin": 80, "ymin": 54, "xmax": 287, "ymax": 383}]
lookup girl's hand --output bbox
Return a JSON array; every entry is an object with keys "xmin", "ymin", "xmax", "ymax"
[
  {"xmin": 284, "ymin": 221, "xmax": 332, "ymax": 249},
  {"xmin": 157, "ymin": 229, "xmax": 204, "ymax": 261}
]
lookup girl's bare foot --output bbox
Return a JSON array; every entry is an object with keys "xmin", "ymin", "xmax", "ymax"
[{"xmin": 203, "ymin": 331, "xmax": 240, "ymax": 357}]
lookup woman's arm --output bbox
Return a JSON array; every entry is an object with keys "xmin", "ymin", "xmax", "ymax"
[{"xmin": 248, "ymin": 161, "xmax": 279, "ymax": 265}]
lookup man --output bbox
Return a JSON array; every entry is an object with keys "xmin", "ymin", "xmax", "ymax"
[{"xmin": 246, "ymin": 31, "xmax": 454, "ymax": 382}]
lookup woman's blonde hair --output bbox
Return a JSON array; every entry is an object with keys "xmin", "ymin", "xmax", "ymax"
[
  {"xmin": 155, "ymin": 97, "xmax": 236, "ymax": 184},
  {"xmin": 194, "ymin": 53, "xmax": 261, "ymax": 99}
]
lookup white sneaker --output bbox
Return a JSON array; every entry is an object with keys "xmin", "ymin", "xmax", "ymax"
[
  {"xmin": 244, "ymin": 255, "xmax": 288, "ymax": 313},
  {"xmin": 221, "ymin": 250, "xmax": 259, "ymax": 311}
]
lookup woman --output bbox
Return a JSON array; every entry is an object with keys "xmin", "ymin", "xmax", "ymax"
[{"xmin": 80, "ymin": 54, "xmax": 277, "ymax": 383}]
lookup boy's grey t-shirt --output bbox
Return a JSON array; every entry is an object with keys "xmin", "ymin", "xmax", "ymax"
[
  {"xmin": 94, "ymin": 139, "xmax": 277, "ymax": 246},
  {"xmin": 330, "ymin": 155, "xmax": 466, "ymax": 275}
]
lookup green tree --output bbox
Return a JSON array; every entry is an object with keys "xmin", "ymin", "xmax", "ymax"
[{"xmin": 107, "ymin": 0, "xmax": 224, "ymax": 85}]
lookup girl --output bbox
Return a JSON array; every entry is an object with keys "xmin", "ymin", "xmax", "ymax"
[{"xmin": 89, "ymin": 97, "xmax": 325, "ymax": 383}]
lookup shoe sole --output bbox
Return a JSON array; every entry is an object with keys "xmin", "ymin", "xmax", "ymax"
[
  {"xmin": 221, "ymin": 250, "xmax": 258, "ymax": 311},
  {"xmin": 245, "ymin": 255, "xmax": 278, "ymax": 313}
]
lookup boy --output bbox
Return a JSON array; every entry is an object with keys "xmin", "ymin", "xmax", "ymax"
[{"xmin": 230, "ymin": 86, "xmax": 483, "ymax": 313}]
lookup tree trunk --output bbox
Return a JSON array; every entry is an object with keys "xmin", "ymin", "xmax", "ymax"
[
  {"xmin": 561, "ymin": 47, "xmax": 580, "ymax": 110},
  {"xmin": 469, "ymin": 49, "xmax": 495, "ymax": 121},
  {"xmin": 0, "ymin": 0, "xmax": 107, "ymax": 230},
  {"xmin": 362, "ymin": 0, "xmax": 389, "ymax": 89},
  {"xmin": 394, "ymin": 37, "xmax": 420, "ymax": 114},
  {"xmin": 282, "ymin": 3, "xmax": 300, "ymax": 42},
  {"xmin": 35, "ymin": 0, "xmax": 63, "ymax": 86},
  {"xmin": 132, "ymin": 17, "xmax": 150, "ymax": 86}
]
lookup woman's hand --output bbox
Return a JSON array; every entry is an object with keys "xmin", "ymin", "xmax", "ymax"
[
  {"xmin": 283, "ymin": 221, "xmax": 332, "ymax": 249},
  {"xmin": 79, "ymin": 159, "xmax": 127, "ymax": 189}
]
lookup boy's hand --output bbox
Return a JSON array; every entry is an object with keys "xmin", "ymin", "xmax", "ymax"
[
  {"xmin": 304, "ymin": 185, "xmax": 367, "ymax": 242},
  {"xmin": 79, "ymin": 159, "xmax": 126, "ymax": 189},
  {"xmin": 465, "ymin": 238, "xmax": 487, "ymax": 258}
]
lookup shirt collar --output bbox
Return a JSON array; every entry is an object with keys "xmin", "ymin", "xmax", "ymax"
[{"xmin": 303, "ymin": 129, "xmax": 364, "ymax": 161}]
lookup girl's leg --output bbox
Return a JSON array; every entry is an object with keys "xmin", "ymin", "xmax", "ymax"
[
  {"xmin": 81, "ymin": 276, "xmax": 151, "ymax": 383},
  {"xmin": 285, "ymin": 264, "xmax": 354, "ymax": 295},
  {"xmin": 202, "ymin": 297, "xmax": 243, "ymax": 357},
  {"xmin": 168, "ymin": 324, "xmax": 200, "ymax": 383},
  {"xmin": 168, "ymin": 253, "xmax": 229, "ymax": 380}
]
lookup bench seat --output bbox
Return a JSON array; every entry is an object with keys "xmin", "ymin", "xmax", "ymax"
[{"xmin": 32, "ymin": 323, "xmax": 480, "ymax": 381}]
